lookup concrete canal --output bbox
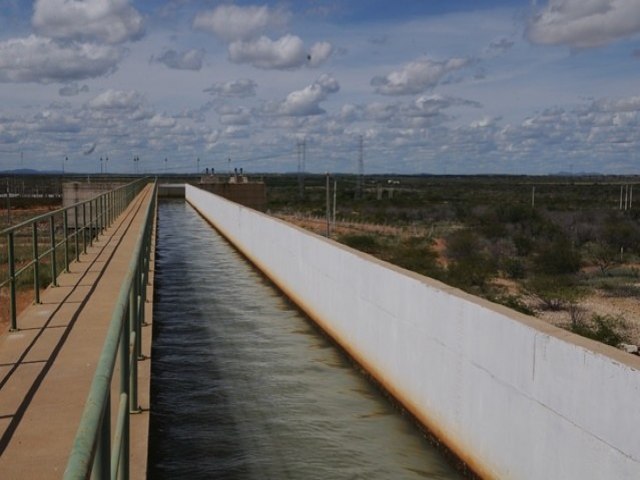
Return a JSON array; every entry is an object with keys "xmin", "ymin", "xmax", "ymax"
[{"xmin": 148, "ymin": 200, "xmax": 463, "ymax": 479}]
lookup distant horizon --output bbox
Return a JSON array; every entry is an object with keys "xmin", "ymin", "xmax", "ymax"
[{"xmin": 2, "ymin": 167, "xmax": 638, "ymax": 179}]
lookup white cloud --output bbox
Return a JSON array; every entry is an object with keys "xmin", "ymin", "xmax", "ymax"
[
  {"xmin": 32, "ymin": 0, "xmax": 144, "ymax": 45},
  {"xmin": 153, "ymin": 49, "xmax": 205, "ymax": 71},
  {"xmin": 204, "ymin": 79, "xmax": 257, "ymax": 98},
  {"xmin": 194, "ymin": 5, "xmax": 331, "ymax": 70},
  {"xmin": 193, "ymin": 4, "xmax": 289, "ymax": 42},
  {"xmin": 0, "ymin": 35, "xmax": 121, "ymax": 83},
  {"xmin": 149, "ymin": 113, "xmax": 177, "ymax": 129},
  {"xmin": 470, "ymin": 116, "xmax": 501, "ymax": 129},
  {"xmin": 527, "ymin": 0, "xmax": 640, "ymax": 48},
  {"xmin": 216, "ymin": 105, "xmax": 251, "ymax": 126},
  {"xmin": 276, "ymin": 74, "xmax": 340, "ymax": 116},
  {"xmin": 34, "ymin": 110, "xmax": 81, "ymax": 133},
  {"xmin": 88, "ymin": 89, "xmax": 145, "ymax": 111},
  {"xmin": 371, "ymin": 57, "xmax": 472, "ymax": 95},
  {"xmin": 228, "ymin": 34, "xmax": 309, "ymax": 69},
  {"xmin": 59, "ymin": 82, "xmax": 90, "ymax": 97},
  {"xmin": 412, "ymin": 94, "xmax": 481, "ymax": 116},
  {"xmin": 591, "ymin": 95, "xmax": 640, "ymax": 112},
  {"xmin": 308, "ymin": 41, "xmax": 333, "ymax": 67}
]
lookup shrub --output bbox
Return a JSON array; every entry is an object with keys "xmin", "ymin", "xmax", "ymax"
[
  {"xmin": 585, "ymin": 241, "xmax": 619, "ymax": 275},
  {"xmin": 533, "ymin": 237, "xmax": 581, "ymax": 275},
  {"xmin": 445, "ymin": 229, "xmax": 496, "ymax": 289},
  {"xmin": 339, "ymin": 234, "xmax": 380, "ymax": 254},
  {"xmin": 503, "ymin": 258, "xmax": 526, "ymax": 279},
  {"xmin": 525, "ymin": 274, "xmax": 581, "ymax": 311},
  {"xmin": 494, "ymin": 294, "xmax": 535, "ymax": 315},
  {"xmin": 570, "ymin": 313, "xmax": 631, "ymax": 347},
  {"xmin": 389, "ymin": 236, "xmax": 442, "ymax": 278},
  {"xmin": 602, "ymin": 216, "xmax": 640, "ymax": 252}
]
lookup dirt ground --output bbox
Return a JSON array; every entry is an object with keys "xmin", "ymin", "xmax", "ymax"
[{"xmin": 0, "ymin": 289, "xmax": 35, "ymax": 336}]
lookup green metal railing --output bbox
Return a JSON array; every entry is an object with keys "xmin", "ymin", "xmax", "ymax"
[
  {"xmin": 64, "ymin": 181, "xmax": 157, "ymax": 480},
  {"xmin": 0, "ymin": 178, "xmax": 149, "ymax": 331}
]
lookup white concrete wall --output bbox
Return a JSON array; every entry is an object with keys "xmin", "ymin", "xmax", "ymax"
[{"xmin": 186, "ymin": 185, "xmax": 640, "ymax": 480}]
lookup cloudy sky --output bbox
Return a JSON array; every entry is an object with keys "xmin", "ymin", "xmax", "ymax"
[{"xmin": 1, "ymin": 0, "xmax": 639, "ymax": 175}]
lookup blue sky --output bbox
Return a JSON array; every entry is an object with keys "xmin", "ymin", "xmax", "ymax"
[{"xmin": 0, "ymin": 0, "xmax": 639, "ymax": 174}]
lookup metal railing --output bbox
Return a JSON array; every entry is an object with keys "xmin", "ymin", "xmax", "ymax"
[
  {"xmin": 64, "ymin": 181, "xmax": 157, "ymax": 480},
  {"xmin": 0, "ymin": 178, "xmax": 149, "ymax": 331}
]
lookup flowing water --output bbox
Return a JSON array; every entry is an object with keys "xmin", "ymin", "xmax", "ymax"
[{"xmin": 148, "ymin": 200, "xmax": 463, "ymax": 479}]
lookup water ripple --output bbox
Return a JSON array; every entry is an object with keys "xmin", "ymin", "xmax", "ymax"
[{"xmin": 148, "ymin": 200, "xmax": 462, "ymax": 480}]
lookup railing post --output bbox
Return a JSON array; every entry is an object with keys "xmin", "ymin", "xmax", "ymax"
[
  {"xmin": 119, "ymin": 296, "xmax": 132, "ymax": 480},
  {"xmin": 97, "ymin": 196, "xmax": 102, "ymax": 236},
  {"xmin": 73, "ymin": 205, "xmax": 80, "ymax": 262},
  {"xmin": 98, "ymin": 196, "xmax": 101, "ymax": 236},
  {"xmin": 106, "ymin": 192, "xmax": 110, "ymax": 227},
  {"xmin": 82, "ymin": 202, "xmax": 87, "ymax": 254},
  {"xmin": 8, "ymin": 232, "xmax": 17, "ymax": 331},
  {"xmin": 89, "ymin": 200, "xmax": 93, "ymax": 247},
  {"xmin": 137, "ymin": 253, "xmax": 145, "ymax": 350},
  {"xmin": 130, "ymin": 332, "xmax": 140, "ymax": 414},
  {"xmin": 32, "ymin": 223, "xmax": 40, "ymax": 305},
  {"xmin": 93, "ymin": 394, "xmax": 111, "ymax": 480},
  {"xmin": 63, "ymin": 209, "xmax": 69, "ymax": 272},
  {"xmin": 110, "ymin": 393, "xmax": 128, "ymax": 479},
  {"xmin": 49, "ymin": 216, "xmax": 58, "ymax": 287},
  {"xmin": 102, "ymin": 195, "xmax": 106, "ymax": 234}
]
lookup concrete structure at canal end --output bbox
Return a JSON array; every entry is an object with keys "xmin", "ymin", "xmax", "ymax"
[{"xmin": 187, "ymin": 184, "xmax": 640, "ymax": 480}]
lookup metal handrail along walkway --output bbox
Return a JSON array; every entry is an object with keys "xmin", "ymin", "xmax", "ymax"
[{"xmin": 0, "ymin": 181, "xmax": 156, "ymax": 479}]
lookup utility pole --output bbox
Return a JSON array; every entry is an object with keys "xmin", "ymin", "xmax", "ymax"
[
  {"xmin": 165, "ymin": 157, "xmax": 168, "ymax": 173},
  {"xmin": 6, "ymin": 178, "xmax": 11, "ymax": 225},
  {"xmin": 326, "ymin": 172, "xmax": 331, "ymax": 237},
  {"xmin": 333, "ymin": 179, "xmax": 337, "ymax": 228},
  {"xmin": 625, "ymin": 184, "xmax": 629, "ymax": 211},
  {"xmin": 197, "ymin": 157, "xmax": 200, "ymax": 174},
  {"xmin": 297, "ymin": 139, "xmax": 306, "ymax": 200},
  {"xmin": 531, "ymin": 186, "xmax": 535, "ymax": 209},
  {"xmin": 620, "ymin": 185, "xmax": 624, "ymax": 210}
]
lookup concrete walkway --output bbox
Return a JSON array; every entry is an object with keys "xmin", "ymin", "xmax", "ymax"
[{"xmin": 0, "ymin": 185, "xmax": 155, "ymax": 479}]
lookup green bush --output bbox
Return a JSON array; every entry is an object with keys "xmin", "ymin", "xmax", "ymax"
[
  {"xmin": 525, "ymin": 274, "xmax": 581, "ymax": 310},
  {"xmin": 503, "ymin": 257, "xmax": 526, "ymax": 279},
  {"xmin": 570, "ymin": 313, "xmax": 631, "ymax": 347},
  {"xmin": 445, "ymin": 229, "xmax": 496, "ymax": 289},
  {"xmin": 493, "ymin": 294, "xmax": 535, "ymax": 315},
  {"xmin": 533, "ymin": 237, "xmax": 581, "ymax": 275},
  {"xmin": 602, "ymin": 216, "xmax": 640, "ymax": 252},
  {"xmin": 389, "ymin": 236, "xmax": 442, "ymax": 278},
  {"xmin": 339, "ymin": 234, "xmax": 380, "ymax": 254}
]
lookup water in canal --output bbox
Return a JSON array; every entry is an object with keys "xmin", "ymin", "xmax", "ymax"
[{"xmin": 148, "ymin": 200, "xmax": 463, "ymax": 479}]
